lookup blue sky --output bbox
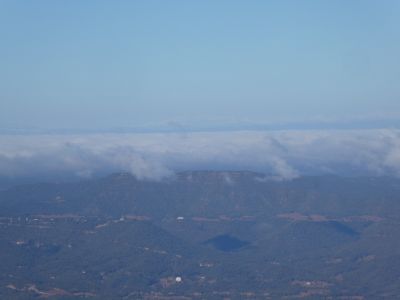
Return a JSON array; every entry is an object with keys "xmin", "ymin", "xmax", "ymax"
[{"xmin": 1, "ymin": 1, "xmax": 400, "ymax": 131}]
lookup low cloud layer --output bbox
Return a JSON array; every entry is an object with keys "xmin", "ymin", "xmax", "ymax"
[{"xmin": 1, "ymin": 129, "xmax": 400, "ymax": 180}]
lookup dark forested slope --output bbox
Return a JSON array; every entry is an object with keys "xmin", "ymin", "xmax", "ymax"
[{"xmin": 1, "ymin": 171, "xmax": 400, "ymax": 299}]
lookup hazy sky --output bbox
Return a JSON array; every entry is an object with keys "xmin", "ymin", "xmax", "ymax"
[{"xmin": 1, "ymin": 1, "xmax": 400, "ymax": 131}]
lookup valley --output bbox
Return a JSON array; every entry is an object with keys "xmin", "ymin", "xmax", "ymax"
[{"xmin": 1, "ymin": 172, "xmax": 400, "ymax": 299}]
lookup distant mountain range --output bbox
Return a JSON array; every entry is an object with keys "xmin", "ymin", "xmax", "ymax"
[{"xmin": 1, "ymin": 171, "xmax": 400, "ymax": 299}]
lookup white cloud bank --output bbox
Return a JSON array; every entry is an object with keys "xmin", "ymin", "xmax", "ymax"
[{"xmin": 1, "ymin": 129, "xmax": 400, "ymax": 180}]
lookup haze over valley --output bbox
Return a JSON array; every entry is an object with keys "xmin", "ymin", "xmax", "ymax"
[{"xmin": 2, "ymin": 1, "xmax": 400, "ymax": 299}]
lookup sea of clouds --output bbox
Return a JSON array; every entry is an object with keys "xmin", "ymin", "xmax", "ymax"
[{"xmin": 1, "ymin": 129, "xmax": 400, "ymax": 180}]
